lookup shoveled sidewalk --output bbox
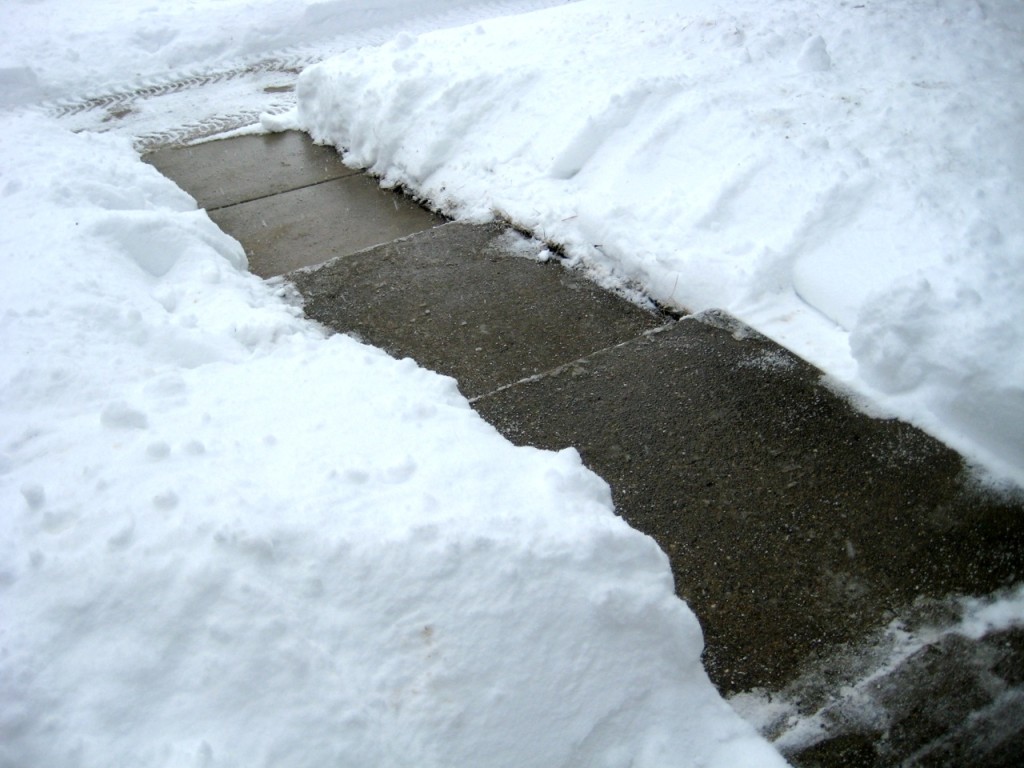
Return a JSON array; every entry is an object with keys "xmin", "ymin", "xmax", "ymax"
[{"xmin": 146, "ymin": 131, "xmax": 1024, "ymax": 767}]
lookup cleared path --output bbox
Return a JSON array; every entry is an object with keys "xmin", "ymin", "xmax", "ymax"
[{"xmin": 145, "ymin": 131, "xmax": 1024, "ymax": 768}]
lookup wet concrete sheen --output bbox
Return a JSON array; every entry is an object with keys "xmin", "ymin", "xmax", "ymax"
[
  {"xmin": 210, "ymin": 174, "xmax": 444, "ymax": 277},
  {"xmin": 145, "ymin": 131, "xmax": 357, "ymax": 210}
]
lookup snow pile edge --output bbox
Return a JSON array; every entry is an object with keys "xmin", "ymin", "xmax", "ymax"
[{"xmin": 0, "ymin": 112, "xmax": 785, "ymax": 767}]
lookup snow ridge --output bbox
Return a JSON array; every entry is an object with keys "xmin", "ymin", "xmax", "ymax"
[{"xmin": 283, "ymin": 0, "xmax": 1024, "ymax": 488}]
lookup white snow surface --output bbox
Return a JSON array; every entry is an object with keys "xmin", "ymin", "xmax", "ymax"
[
  {"xmin": 277, "ymin": 0, "xmax": 1024, "ymax": 488},
  {"xmin": 1, "ymin": 2, "xmax": 789, "ymax": 767},
  {"xmin": 0, "ymin": 109, "xmax": 785, "ymax": 768},
  {"xmin": 0, "ymin": 0, "xmax": 570, "ymax": 106}
]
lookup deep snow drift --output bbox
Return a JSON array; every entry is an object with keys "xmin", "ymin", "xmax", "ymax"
[
  {"xmin": 0, "ymin": 7, "xmax": 785, "ymax": 763},
  {"xmin": 273, "ymin": 0, "xmax": 1024, "ymax": 488}
]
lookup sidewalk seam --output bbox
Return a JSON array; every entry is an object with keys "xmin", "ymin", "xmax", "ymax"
[
  {"xmin": 206, "ymin": 172, "xmax": 361, "ymax": 212},
  {"xmin": 468, "ymin": 321, "xmax": 678, "ymax": 404}
]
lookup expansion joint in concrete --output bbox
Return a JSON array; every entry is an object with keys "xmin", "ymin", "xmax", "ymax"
[
  {"xmin": 468, "ymin": 321, "xmax": 678, "ymax": 405},
  {"xmin": 206, "ymin": 173, "xmax": 359, "ymax": 212}
]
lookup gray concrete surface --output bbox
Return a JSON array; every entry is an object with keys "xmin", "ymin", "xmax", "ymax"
[
  {"xmin": 783, "ymin": 620, "xmax": 1024, "ymax": 767},
  {"xmin": 145, "ymin": 130, "xmax": 356, "ymax": 210},
  {"xmin": 146, "ymin": 131, "xmax": 444, "ymax": 276},
  {"xmin": 145, "ymin": 130, "xmax": 1024, "ymax": 767},
  {"xmin": 472, "ymin": 311, "xmax": 1024, "ymax": 693},
  {"xmin": 208, "ymin": 175, "xmax": 445, "ymax": 277},
  {"xmin": 289, "ymin": 222, "xmax": 665, "ymax": 398}
]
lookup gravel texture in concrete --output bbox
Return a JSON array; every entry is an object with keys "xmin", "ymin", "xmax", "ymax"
[
  {"xmin": 289, "ymin": 222, "xmax": 666, "ymax": 398},
  {"xmin": 473, "ymin": 310, "xmax": 1024, "ymax": 694}
]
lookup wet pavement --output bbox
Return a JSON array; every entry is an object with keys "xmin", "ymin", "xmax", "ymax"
[
  {"xmin": 145, "ymin": 130, "xmax": 1024, "ymax": 767},
  {"xmin": 146, "ymin": 131, "xmax": 443, "ymax": 276}
]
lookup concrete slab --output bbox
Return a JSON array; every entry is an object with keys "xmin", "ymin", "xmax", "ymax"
[
  {"xmin": 288, "ymin": 222, "xmax": 667, "ymax": 398},
  {"xmin": 209, "ymin": 173, "xmax": 445, "ymax": 277},
  {"xmin": 142, "ymin": 126, "xmax": 1024, "ymax": 764},
  {"xmin": 144, "ymin": 130, "xmax": 357, "ymax": 210},
  {"xmin": 472, "ymin": 311, "xmax": 1024, "ymax": 697}
]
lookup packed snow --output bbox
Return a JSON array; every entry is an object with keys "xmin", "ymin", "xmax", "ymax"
[
  {"xmin": 270, "ymin": 0, "xmax": 1024, "ymax": 488},
  {"xmin": 1, "ymin": 1, "xmax": 790, "ymax": 767}
]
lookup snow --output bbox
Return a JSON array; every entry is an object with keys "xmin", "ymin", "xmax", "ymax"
[
  {"xmin": 0, "ymin": 0, "xmax": 570, "ymax": 107},
  {"xmin": 275, "ymin": 0, "xmax": 1024, "ymax": 488},
  {"xmin": 1, "ymin": 2, "xmax": 788, "ymax": 767},
  {"xmin": 4, "ymin": 0, "xmax": 1024, "ymax": 762},
  {"xmin": 0, "ymin": 107, "xmax": 785, "ymax": 768}
]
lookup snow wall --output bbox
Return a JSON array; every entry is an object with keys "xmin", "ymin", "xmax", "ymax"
[{"xmin": 275, "ymin": 0, "xmax": 1024, "ymax": 488}]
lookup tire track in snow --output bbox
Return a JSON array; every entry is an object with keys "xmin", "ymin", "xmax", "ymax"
[
  {"xmin": 38, "ymin": 0, "xmax": 575, "ymax": 149},
  {"xmin": 132, "ymin": 108, "xmax": 287, "ymax": 152},
  {"xmin": 34, "ymin": 55, "xmax": 313, "ymax": 149},
  {"xmin": 41, "ymin": 57, "xmax": 313, "ymax": 120}
]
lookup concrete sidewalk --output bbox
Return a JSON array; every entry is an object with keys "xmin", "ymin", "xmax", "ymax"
[
  {"xmin": 146, "ymin": 131, "xmax": 1024, "ymax": 767},
  {"xmin": 147, "ymin": 131, "xmax": 443, "ymax": 276}
]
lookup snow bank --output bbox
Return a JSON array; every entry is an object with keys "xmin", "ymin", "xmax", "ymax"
[
  {"xmin": 0, "ymin": 112, "xmax": 785, "ymax": 766},
  {"xmin": 279, "ymin": 0, "xmax": 1024, "ymax": 486}
]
